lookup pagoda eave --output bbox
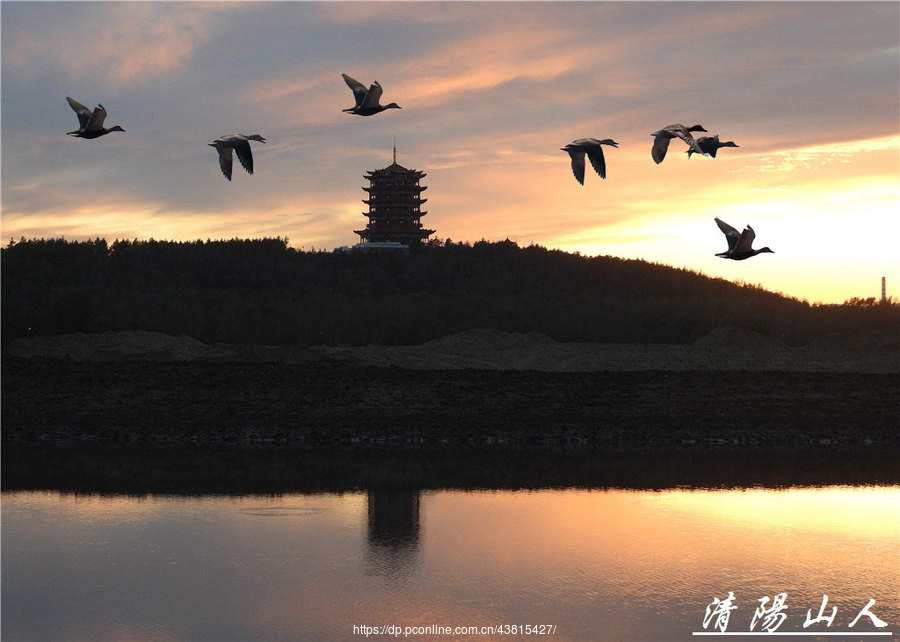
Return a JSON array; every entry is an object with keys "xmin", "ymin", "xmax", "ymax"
[
  {"xmin": 355, "ymin": 227, "xmax": 435, "ymax": 234},
  {"xmin": 361, "ymin": 212, "xmax": 428, "ymax": 218},
  {"xmin": 362, "ymin": 185, "xmax": 427, "ymax": 193},
  {"xmin": 365, "ymin": 170, "xmax": 426, "ymax": 180},
  {"xmin": 362, "ymin": 198, "xmax": 427, "ymax": 205}
]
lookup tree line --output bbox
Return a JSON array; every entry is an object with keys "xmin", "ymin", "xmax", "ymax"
[{"xmin": 2, "ymin": 237, "xmax": 896, "ymax": 346}]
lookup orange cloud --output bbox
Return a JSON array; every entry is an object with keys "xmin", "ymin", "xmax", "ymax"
[{"xmin": 381, "ymin": 25, "xmax": 593, "ymax": 111}]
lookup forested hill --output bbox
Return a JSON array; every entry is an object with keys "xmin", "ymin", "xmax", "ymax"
[{"xmin": 2, "ymin": 237, "xmax": 896, "ymax": 346}]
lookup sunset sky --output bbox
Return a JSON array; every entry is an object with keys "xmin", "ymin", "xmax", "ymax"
[{"xmin": 2, "ymin": 1, "xmax": 898, "ymax": 304}]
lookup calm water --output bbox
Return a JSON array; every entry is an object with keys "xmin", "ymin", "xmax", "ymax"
[{"xmin": 2, "ymin": 486, "xmax": 898, "ymax": 641}]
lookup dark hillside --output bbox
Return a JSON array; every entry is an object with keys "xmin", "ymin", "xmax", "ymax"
[{"xmin": 2, "ymin": 237, "xmax": 897, "ymax": 346}]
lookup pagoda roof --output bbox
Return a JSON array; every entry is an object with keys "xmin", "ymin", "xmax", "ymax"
[{"xmin": 365, "ymin": 162, "xmax": 426, "ymax": 178}]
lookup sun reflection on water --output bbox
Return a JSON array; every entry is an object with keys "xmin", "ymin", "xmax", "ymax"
[{"xmin": 2, "ymin": 485, "xmax": 897, "ymax": 641}]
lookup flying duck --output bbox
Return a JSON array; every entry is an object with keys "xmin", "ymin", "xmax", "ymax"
[
  {"xmin": 208, "ymin": 134, "xmax": 266, "ymax": 181},
  {"xmin": 66, "ymin": 97, "xmax": 125, "ymax": 139},
  {"xmin": 651, "ymin": 123, "xmax": 706, "ymax": 164},
  {"xmin": 342, "ymin": 74, "xmax": 401, "ymax": 116},
  {"xmin": 687, "ymin": 135, "xmax": 739, "ymax": 159},
  {"xmin": 714, "ymin": 217, "xmax": 773, "ymax": 260},
  {"xmin": 561, "ymin": 138, "xmax": 619, "ymax": 184}
]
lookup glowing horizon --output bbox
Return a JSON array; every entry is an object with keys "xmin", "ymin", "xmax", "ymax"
[{"xmin": 2, "ymin": 2, "xmax": 898, "ymax": 305}]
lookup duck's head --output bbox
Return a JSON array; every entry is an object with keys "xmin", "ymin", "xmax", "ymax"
[
  {"xmin": 689, "ymin": 125, "xmax": 707, "ymax": 133},
  {"xmin": 599, "ymin": 139, "xmax": 619, "ymax": 147},
  {"xmin": 757, "ymin": 247, "xmax": 774, "ymax": 254},
  {"xmin": 245, "ymin": 134, "xmax": 266, "ymax": 143},
  {"xmin": 383, "ymin": 103, "xmax": 401, "ymax": 110},
  {"xmin": 721, "ymin": 141, "xmax": 739, "ymax": 148},
  {"xmin": 108, "ymin": 126, "xmax": 125, "ymax": 133}
]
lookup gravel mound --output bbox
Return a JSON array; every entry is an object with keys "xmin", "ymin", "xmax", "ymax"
[
  {"xmin": 424, "ymin": 328, "xmax": 554, "ymax": 350},
  {"xmin": 693, "ymin": 326, "xmax": 785, "ymax": 348},
  {"xmin": 6, "ymin": 331, "xmax": 233, "ymax": 361},
  {"xmin": 6, "ymin": 329, "xmax": 896, "ymax": 373}
]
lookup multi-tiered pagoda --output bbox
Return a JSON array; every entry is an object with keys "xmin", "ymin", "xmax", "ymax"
[{"xmin": 354, "ymin": 146, "xmax": 434, "ymax": 247}]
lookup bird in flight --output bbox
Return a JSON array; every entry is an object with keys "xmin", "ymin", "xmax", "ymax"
[
  {"xmin": 66, "ymin": 97, "xmax": 125, "ymax": 139},
  {"xmin": 714, "ymin": 217, "xmax": 774, "ymax": 260},
  {"xmin": 342, "ymin": 74, "xmax": 401, "ymax": 116},
  {"xmin": 687, "ymin": 135, "xmax": 739, "ymax": 159},
  {"xmin": 650, "ymin": 123, "xmax": 706, "ymax": 163},
  {"xmin": 560, "ymin": 138, "xmax": 619, "ymax": 184},
  {"xmin": 208, "ymin": 134, "xmax": 267, "ymax": 181}
]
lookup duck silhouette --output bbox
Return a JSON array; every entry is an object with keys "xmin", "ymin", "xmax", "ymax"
[
  {"xmin": 208, "ymin": 134, "xmax": 266, "ymax": 181},
  {"xmin": 66, "ymin": 97, "xmax": 125, "ymax": 139},
  {"xmin": 651, "ymin": 123, "xmax": 706, "ymax": 163},
  {"xmin": 560, "ymin": 138, "xmax": 619, "ymax": 184},
  {"xmin": 342, "ymin": 74, "xmax": 401, "ymax": 116},
  {"xmin": 687, "ymin": 135, "xmax": 739, "ymax": 158},
  {"xmin": 715, "ymin": 217, "xmax": 773, "ymax": 260}
]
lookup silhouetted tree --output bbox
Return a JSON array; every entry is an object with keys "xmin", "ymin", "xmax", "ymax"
[{"xmin": 3, "ymin": 237, "xmax": 897, "ymax": 346}]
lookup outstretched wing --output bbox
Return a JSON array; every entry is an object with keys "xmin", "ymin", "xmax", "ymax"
[
  {"xmin": 651, "ymin": 135, "xmax": 671, "ymax": 164},
  {"xmin": 675, "ymin": 130, "xmax": 706, "ymax": 156},
  {"xmin": 233, "ymin": 139, "xmax": 254, "ymax": 175},
  {"xmin": 361, "ymin": 81, "xmax": 383, "ymax": 109},
  {"xmin": 735, "ymin": 225, "xmax": 756, "ymax": 253},
  {"xmin": 342, "ymin": 74, "xmax": 368, "ymax": 108},
  {"xmin": 215, "ymin": 144, "xmax": 233, "ymax": 180},
  {"xmin": 586, "ymin": 147, "xmax": 607, "ymax": 179},
  {"xmin": 85, "ymin": 104, "xmax": 108, "ymax": 132},
  {"xmin": 715, "ymin": 218, "xmax": 740, "ymax": 252},
  {"xmin": 66, "ymin": 97, "xmax": 92, "ymax": 129},
  {"xmin": 567, "ymin": 149, "xmax": 586, "ymax": 185}
]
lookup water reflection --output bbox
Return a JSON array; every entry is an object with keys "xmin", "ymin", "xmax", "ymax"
[
  {"xmin": 2, "ymin": 486, "xmax": 897, "ymax": 641},
  {"xmin": 365, "ymin": 489, "xmax": 421, "ymax": 578}
]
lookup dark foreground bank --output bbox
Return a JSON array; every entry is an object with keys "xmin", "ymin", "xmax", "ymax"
[
  {"xmin": 5, "ymin": 444, "xmax": 899, "ymax": 494},
  {"xmin": 3, "ymin": 357, "xmax": 898, "ymax": 492},
  {"xmin": 4, "ymin": 357, "xmax": 899, "ymax": 447}
]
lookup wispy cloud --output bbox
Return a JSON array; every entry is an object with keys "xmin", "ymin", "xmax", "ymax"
[
  {"xmin": 2, "ymin": 3, "xmax": 250, "ymax": 86},
  {"xmin": 2, "ymin": 1, "xmax": 897, "ymax": 304},
  {"xmin": 745, "ymin": 135, "xmax": 900, "ymax": 174}
]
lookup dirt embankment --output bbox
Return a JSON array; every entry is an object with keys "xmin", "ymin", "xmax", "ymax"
[
  {"xmin": 4, "ymin": 328, "xmax": 897, "ymax": 454},
  {"xmin": 3, "ymin": 359, "xmax": 898, "ymax": 451},
  {"xmin": 5, "ymin": 327, "xmax": 899, "ymax": 372}
]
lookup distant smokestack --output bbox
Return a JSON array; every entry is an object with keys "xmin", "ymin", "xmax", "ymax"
[{"xmin": 882, "ymin": 276, "xmax": 887, "ymax": 303}]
